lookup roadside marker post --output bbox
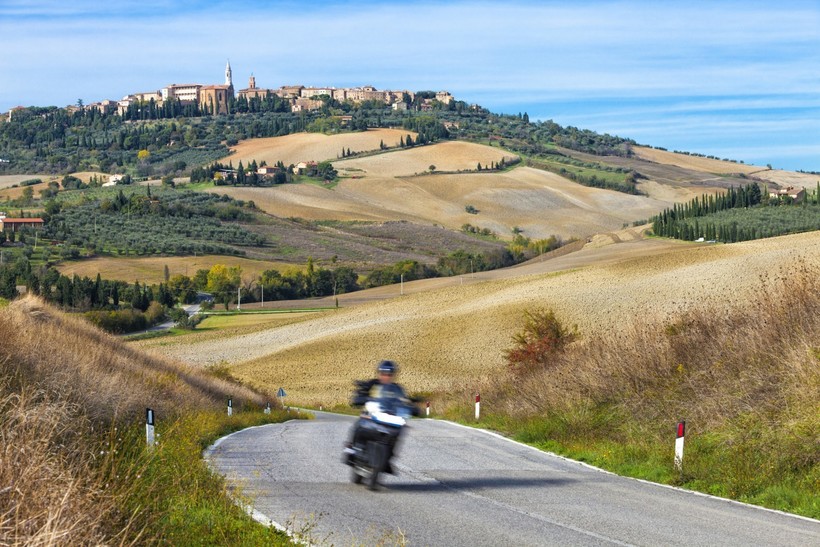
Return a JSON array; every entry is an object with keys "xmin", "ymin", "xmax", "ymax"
[
  {"xmin": 145, "ymin": 408, "xmax": 155, "ymax": 448},
  {"xmin": 475, "ymin": 393, "xmax": 481, "ymax": 420},
  {"xmin": 426, "ymin": 401, "xmax": 430, "ymax": 417},
  {"xmin": 227, "ymin": 398, "xmax": 233, "ymax": 417},
  {"xmin": 264, "ymin": 402, "xmax": 271, "ymax": 414},
  {"xmin": 675, "ymin": 421, "xmax": 685, "ymax": 471}
]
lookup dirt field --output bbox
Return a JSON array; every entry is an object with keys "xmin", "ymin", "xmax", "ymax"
[
  {"xmin": 633, "ymin": 146, "xmax": 762, "ymax": 175},
  {"xmin": 633, "ymin": 146, "xmax": 819, "ymax": 190},
  {"xmin": 212, "ymin": 140, "xmax": 681, "ymax": 241},
  {"xmin": 222, "ymin": 128, "xmax": 414, "ymax": 167},
  {"xmin": 0, "ymin": 174, "xmax": 54, "ymax": 190},
  {"xmin": 57, "ymin": 255, "xmax": 301, "ymax": 284},
  {"xmin": 141, "ymin": 230, "xmax": 820, "ymax": 406}
]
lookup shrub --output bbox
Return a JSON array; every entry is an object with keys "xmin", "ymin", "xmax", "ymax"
[{"xmin": 505, "ymin": 309, "xmax": 578, "ymax": 373}]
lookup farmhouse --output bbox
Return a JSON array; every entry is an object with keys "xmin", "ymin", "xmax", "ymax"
[
  {"xmin": 0, "ymin": 215, "xmax": 44, "ymax": 233},
  {"xmin": 293, "ymin": 161, "xmax": 317, "ymax": 175},
  {"xmin": 769, "ymin": 186, "xmax": 806, "ymax": 203}
]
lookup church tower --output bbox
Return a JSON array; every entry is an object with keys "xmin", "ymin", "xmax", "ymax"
[{"xmin": 225, "ymin": 60, "xmax": 233, "ymax": 87}]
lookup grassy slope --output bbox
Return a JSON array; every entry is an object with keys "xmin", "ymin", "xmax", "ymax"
[
  {"xmin": 0, "ymin": 295, "xmax": 295, "ymax": 544},
  {"xmin": 146, "ymin": 230, "xmax": 820, "ymax": 518}
]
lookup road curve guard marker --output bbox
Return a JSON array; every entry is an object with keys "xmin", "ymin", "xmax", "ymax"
[{"xmin": 675, "ymin": 420, "xmax": 685, "ymax": 471}]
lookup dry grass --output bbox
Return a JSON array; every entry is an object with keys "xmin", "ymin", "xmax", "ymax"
[
  {"xmin": 632, "ymin": 146, "xmax": 819, "ymax": 191},
  {"xmin": 0, "ymin": 295, "xmax": 281, "ymax": 545},
  {"xmin": 223, "ymin": 128, "xmax": 413, "ymax": 167},
  {"xmin": 0, "ymin": 296, "xmax": 270, "ymax": 423},
  {"xmin": 336, "ymin": 140, "xmax": 516, "ymax": 176},
  {"xmin": 506, "ymin": 262, "xmax": 820, "ymax": 430},
  {"xmin": 211, "ymin": 161, "xmax": 669, "ymax": 241},
  {"xmin": 0, "ymin": 387, "xmax": 124, "ymax": 546},
  {"xmin": 154, "ymin": 230, "xmax": 820, "ymax": 407},
  {"xmin": 0, "ymin": 175, "xmax": 55, "ymax": 190},
  {"xmin": 57, "ymin": 255, "xmax": 299, "ymax": 284},
  {"xmin": 632, "ymin": 146, "xmax": 763, "ymax": 175}
]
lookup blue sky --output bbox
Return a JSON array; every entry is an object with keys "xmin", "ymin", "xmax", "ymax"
[{"xmin": 1, "ymin": 0, "xmax": 818, "ymax": 171}]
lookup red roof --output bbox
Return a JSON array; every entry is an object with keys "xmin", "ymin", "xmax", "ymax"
[{"xmin": 2, "ymin": 218, "xmax": 43, "ymax": 224}]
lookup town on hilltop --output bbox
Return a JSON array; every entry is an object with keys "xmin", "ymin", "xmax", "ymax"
[{"xmin": 73, "ymin": 61, "xmax": 454, "ymax": 118}]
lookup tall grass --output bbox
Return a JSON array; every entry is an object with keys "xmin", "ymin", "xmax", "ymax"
[
  {"xmin": 0, "ymin": 295, "xmax": 292, "ymax": 545},
  {"xmin": 441, "ymin": 263, "xmax": 820, "ymax": 517}
]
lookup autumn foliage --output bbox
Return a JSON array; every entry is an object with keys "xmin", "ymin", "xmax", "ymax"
[{"xmin": 505, "ymin": 309, "xmax": 578, "ymax": 372}]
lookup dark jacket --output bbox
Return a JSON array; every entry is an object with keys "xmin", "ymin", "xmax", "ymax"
[{"xmin": 352, "ymin": 379, "xmax": 419, "ymax": 416}]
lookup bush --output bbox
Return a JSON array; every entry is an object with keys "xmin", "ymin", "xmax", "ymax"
[
  {"xmin": 505, "ymin": 309, "xmax": 578, "ymax": 373},
  {"xmin": 84, "ymin": 308, "xmax": 147, "ymax": 334}
]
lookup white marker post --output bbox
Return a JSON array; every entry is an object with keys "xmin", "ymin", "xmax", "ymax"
[
  {"xmin": 675, "ymin": 421, "xmax": 685, "ymax": 471},
  {"xmin": 264, "ymin": 402, "xmax": 271, "ymax": 414},
  {"xmin": 426, "ymin": 401, "xmax": 430, "ymax": 417},
  {"xmin": 145, "ymin": 408, "xmax": 155, "ymax": 448},
  {"xmin": 475, "ymin": 393, "xmax": 481, "ymax": 420},
  {"xmin": 227, "ymin": 398, "xmax": 233, "ymax": 417}
]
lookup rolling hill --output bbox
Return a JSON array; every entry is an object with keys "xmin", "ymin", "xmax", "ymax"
[{"xmin": 140, "ymin": 229, "xmax": 820, "ymax": 406}]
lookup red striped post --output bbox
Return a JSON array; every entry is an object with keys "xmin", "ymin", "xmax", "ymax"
[
  {"xmin": 475, "ymin": 393, "xmax": 481, "ymax": 420},
  {"xmin": 426, "ymin": 401, "xmax": 430, "ymax": 417},
  {"xmin": 675, "ymin": 421, "xmax": 685, "ymax": 471}
]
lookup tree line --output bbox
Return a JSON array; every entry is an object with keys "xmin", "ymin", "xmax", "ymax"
[{"xmin": 652, "ymin": 182, "xmax": 820, "ymax": 242}]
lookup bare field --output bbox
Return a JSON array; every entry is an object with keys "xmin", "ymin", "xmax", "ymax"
[
  {"xmin": 748, "ymin": 169, "xmax": 820, "ymax": 190},
  {"xmin": 149, "ymin": 230, "xmax": 820, "ymax": 406},
  {"xmin": 633, "ymin": 146, "xmax": 762, "ymax": 175},
  {"xmin": 0, "ymin": 181, "xmax": 48, "ymax": 200},
  {"xmin": 0, "ymin": 174, "xmax": 54, "ymax": 190},
  {"xmin": 57, "ymin": 255, "xmax": 300, "ymax": 284},
  {"xmin": 212, "ymin": 140, "xmax": 676, "ymax": 241},
  {"xmin": 633, "ymin": 146, "xmax": 819, "ymax": 191},
  {"xmin": 222, "ymin": 128, "xmax": 413, "ymax": 167},
  {"xmin": 336, "ymin": 141, "xmax": 517, "ymax": 177}
]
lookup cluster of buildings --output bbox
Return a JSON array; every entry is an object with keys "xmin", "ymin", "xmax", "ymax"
[{"xmin": 83, "ymin": 62, "xmax": 454, "ymax": 117}]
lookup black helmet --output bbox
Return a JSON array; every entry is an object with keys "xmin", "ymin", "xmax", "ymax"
[{"xmin": 377, "ymin": 360, "xmax": 398, "ymax": 375}]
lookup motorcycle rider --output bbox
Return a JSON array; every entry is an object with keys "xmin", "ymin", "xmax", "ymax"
[{"xmin": 344, "ymin": 360, "xmax": 418, "ymax": 473}]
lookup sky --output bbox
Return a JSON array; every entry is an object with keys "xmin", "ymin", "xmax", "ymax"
[{"xmin": 1, "ymin": 0, "xmax": 818, "ymax": 171}]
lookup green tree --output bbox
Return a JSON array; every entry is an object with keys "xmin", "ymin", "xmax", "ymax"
[{"xmin": 206, "ymin": 264, "xmax": 241, "ymax": 310}]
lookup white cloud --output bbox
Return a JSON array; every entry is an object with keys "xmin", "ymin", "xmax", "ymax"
[{"xmin": 1, "ymin": 0, "xmax": 817, "ymax": 169}]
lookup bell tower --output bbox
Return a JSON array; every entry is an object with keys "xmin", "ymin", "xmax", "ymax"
[{"xmin": 225, "ymin": 60, "xmax": 233, "ymax": 87}]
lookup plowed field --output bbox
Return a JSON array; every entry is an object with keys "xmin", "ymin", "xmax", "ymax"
[{"xmin": 141, "ymin": 230, "xmax": 820, "ymax": 407}]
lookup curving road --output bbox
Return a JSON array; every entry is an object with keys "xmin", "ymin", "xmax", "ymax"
[{"xmin": 206, "ymin": 412, "xmax": 819, "ymax": 546}]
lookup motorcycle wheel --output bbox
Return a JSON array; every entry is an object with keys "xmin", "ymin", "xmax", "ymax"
[
  {"xmin": 367, "ymin": 442, "xmax": 386, "ymax": 491},
  {"xmin": 351, "ymin": 467, "xmax": 363, "ymax": 484}
]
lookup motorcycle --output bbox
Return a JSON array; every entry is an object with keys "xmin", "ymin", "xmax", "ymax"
[{"xmin": 344, "ymin": 387, "xmax": 415, "ymax": 490}]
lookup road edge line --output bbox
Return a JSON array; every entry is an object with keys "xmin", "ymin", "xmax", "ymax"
[
  {"xmin": 438, "ymin": 419, "xmax": 820, "ymax": 525},
  {"xmin": 203, "ymin": 423, "xmax": 313, "ymax": 546}
]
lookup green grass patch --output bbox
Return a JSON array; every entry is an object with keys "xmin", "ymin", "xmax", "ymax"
[
  {"xmin": 442, "ymin": 405, "xmax": 819, "ymax": 519},
  {"xmin": 110, "ymin": 409, "xmax": 300, "ymax": 544},
  {"xmin": 181, "ymin": 180, "xmax": 216, "ymax": 191}
]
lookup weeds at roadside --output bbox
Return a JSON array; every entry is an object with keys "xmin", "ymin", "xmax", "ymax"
[{"xmin": 433, "ymin": 265, "xmax": 820, "ymax": 519}]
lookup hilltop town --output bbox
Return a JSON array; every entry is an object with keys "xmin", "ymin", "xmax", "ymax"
[{"xmin": 9, "ymin": 61, "xmax": 454, "ymax": 120}]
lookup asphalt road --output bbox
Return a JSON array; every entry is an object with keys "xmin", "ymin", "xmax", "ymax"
[{"xmin": 206, "ymin": 412, "xmax": 819, "ymax": 546}]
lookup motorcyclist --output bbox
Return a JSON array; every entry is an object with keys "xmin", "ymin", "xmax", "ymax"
[{"xmin": 344, "ymin": 360, "xmax": 419, "ymax": 473}]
